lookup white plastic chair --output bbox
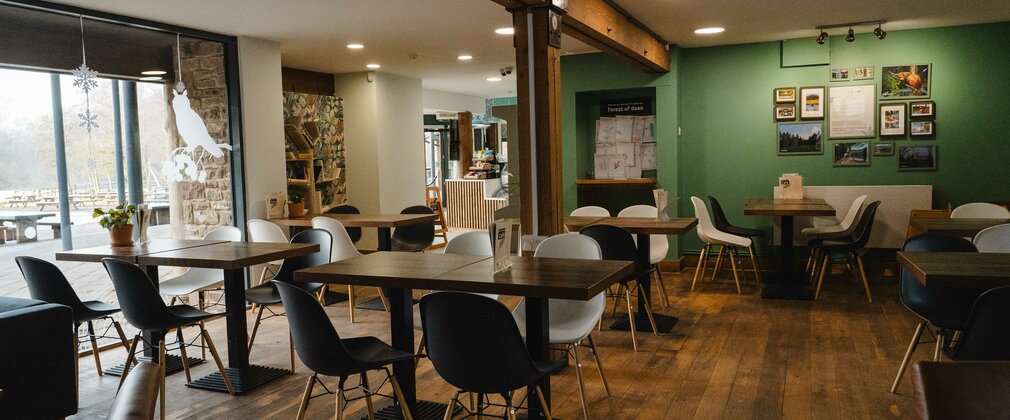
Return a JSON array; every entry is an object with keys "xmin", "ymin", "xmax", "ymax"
[
  {"xmin": 570, "ymin": 206, "xmax": 610, "ymax": 217},
  {"xmin": 247, "ymin": 219, "xmax": 288, "ymax": 286},
  {"xmin": 312, "ymin": 217, "xmax": 389, "ymax": 322},
  {"xmin": 513, "ymin": 233, "xmax": 610, "ymax": 419},
  {"xmin": 802, "ymin": 195, "xmax": 867, "ymax": 278},
  {"xmin": 443, "ymin": 230, "xmax": 494, "ymax": 256},
  {"xmin": 617, "ymin": 205, "xmax": 671, "ymax": 310},
  {"xmin": 952, "ymin": 203, "xmax": 1010, "ymax": 219},
  {"xmin": 690, "ymin": 196, "xmax": 755, "ymax": 294},
  {"xmin": 973, "ymin": 224, "xmax": 1010, "ymax": 253}
]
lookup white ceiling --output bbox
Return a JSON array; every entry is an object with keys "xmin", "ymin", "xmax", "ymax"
[{"xmin": 51, "ymin": 0, "xmax": 1010, "ymax": 98}]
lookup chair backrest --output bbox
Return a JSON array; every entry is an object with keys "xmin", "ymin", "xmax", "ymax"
[
  {"xmin": 837, "ymin": 195, "xmax": 868, "ymax": 234},
  {"xmin": 15, "ymin": 256, "xmax": 87, "ymax": 320},
  {"xmin": 973, "ymin": 224, "xmax": 1010, "ymax": 253},
  {"xmin": 899, "ymin": 233, "xmax": 982, "ymax": 324},
  {"xmin": 247, "ymin": 219, "xmax": 287, "ymax": 243},
  {"xmin": 311, "ymin": 217, "xmax": 362, "ymax": 262},
  {"xmin": 690, "ymin": 196, "xmax": 718, "ymax": 243},
  {"xmin": 444, "ymin": 231, "xmax": 492, "ymax": 256},
  {"xmin": 275, "ymin": 281, "xmax": 357, "ymax": 377},
  {"xmin": 272, "ymin": 229, "xmax": 332, "ymax": 285},
  {"xmin": 391, "ymin": 205, "xmax": 435, "ymax": 251},
  {"xmin": 529, "ymin": 233, "xmax": 606, "ymax": 330},
  {"xmin": 617, "ymin": 205, "xmax": 669, "ymax": 256},
  {"xmin": 325, "ymin": 204, "xmax": 362, "ymax": 243},
  {"xmin": 952, "ymin": 203, "xmax": 1010, "ymax": 219},
  {"xmin": 570, "ymin": 206, "xmax": 610, "ymax": 217},
  {"xmin": 707, "ymin": 196, "xmax": 734, "ymax": 232},
  {"xmin": 101, "ymin": 258, "xmax": 176, "ymax": 331},
  {"xmin": 952, "ymin": 286, "xmax": 1010, "ymax": 360},
  {"xmin": 420, "ymin": 292, "xmax": 543, "ymax": 393},
  {"xmin": 204, "ymin": 226, "xmax": 242, "ymax": 242},
  {"xmin": 845, "ymin": 201, "xmax": 882, "ymax": 248},
  {"xmin": 578, "ymin": 225, "xmax": 644, "ymax": 277}
]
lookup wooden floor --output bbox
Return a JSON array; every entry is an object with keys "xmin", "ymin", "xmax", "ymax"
[{"xmin": 71, "ymin": 268, "xmax": 928, "ymax": 419}]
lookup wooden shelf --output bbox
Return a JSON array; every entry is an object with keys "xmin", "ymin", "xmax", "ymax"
[
  {"xmin": 287, "ymin": 179, "xmax": 310, "ymax": 187},
  {"xmin": 576, "ymin": 178, "xmax": 656, "ymax": 186},
  {"xmin": 316, "ymin": 177, "xmax": 338, "ymax": 184}
]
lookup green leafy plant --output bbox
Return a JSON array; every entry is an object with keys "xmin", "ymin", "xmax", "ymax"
[
  {"xmin": 288, "ymin": 190, "xmax": 305, "ymax": 204},
  {"xmin": 92, "ymin": 204, "xmax": 137, "ymax": 230}
]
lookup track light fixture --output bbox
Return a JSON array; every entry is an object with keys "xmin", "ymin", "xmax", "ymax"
[{"xmin": 814, "ymin": 20, "xmax": 886, "ymax": 45}]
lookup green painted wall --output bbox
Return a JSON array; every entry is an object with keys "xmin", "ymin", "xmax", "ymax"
[{"xmin": 562, "ymin": 22, "xmax": 1010, "ymax": 257}]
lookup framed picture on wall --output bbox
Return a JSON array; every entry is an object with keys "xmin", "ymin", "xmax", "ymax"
[
  {"xmin": 881, "ymin": 64, "xmax": 931, "ymax": 99},
  {"xmin": 778, "ymin": 122, "xmax": 823, "ymax": 155},
  {"xmin": 774, "ymin": 104, "xmax": 796, "ymax": 121},
  {"xmin": 853, "ymin": 65, "xmax": 874, "ymax": 80},
  {"xmin": 874, "ymin": 142, "xmax": 895, "ymax": 156},
  {"xmin": 910, "ymin": 120, "xmax": 935, "ymax": 136},
  {"xmin": 828, "ymin": 85, "xmax": 876, "ymax": 138},
  {"xmin": 833, "ymin": 142, "xmax": 871, "ymax": 166},
  {"xmin": 774, "ymin": 87, "xmax": 797, "ymax": 103},
  {"xmin": 879, "ymin": 103, "xmax": 907, "ymax": 136},
  {"xmin": 800, "ymin": 86, "xmax": 825, "ymax": 119},
  {"xmin": 899, "ymin": 145, "xmax": 937, "ymax": 171},
  {"xmin": 830, "ymin": 68, "xmax": 850, "ymax": 82},
  {"xmin": 910, "ymin": 101, "xmax": 936, "ymax": 118}
]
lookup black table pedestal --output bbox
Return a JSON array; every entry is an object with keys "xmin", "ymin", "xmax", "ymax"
[
  {"xmin": 187, "ymin": 365, "xmax": 290, "ymax": 394},
  {"xmin": 760, "ymin": 215, "xmax": 815, "ymax": 301}
]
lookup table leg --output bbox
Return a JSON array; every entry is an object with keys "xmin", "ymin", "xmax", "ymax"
[
  {"xmin": 142, "ymin": 265, "xmax": 162, "ymax": 359},
  {"xmin": 761, "ymin": 215, "xmax": 815, "ymax": 300},
  {"xmin": 610, "ymin": 234, "xmax": 678, "ymax": 333},
  {"xmin": 378, "ymin": 227, "xmax": 392, "ymax": 251},
  {"xmin": 525, "ymin": 297, "xmax": 551, "ymax": 420},
  {"xmin": 15, "ymin": 219, "xmax": 36, "ymax": 243},
  {"xmin": 357, "ymin": 227, "xmax": 397, "ymax": 311},
  {"xmin": 389, "ymin": 287, "xmax": 417, "ymax": 414}
]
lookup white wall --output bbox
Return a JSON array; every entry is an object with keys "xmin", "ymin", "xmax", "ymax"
[
  {"xmin": 237, "ymin": 36, "xmax": 285, "ymax": 221},
  {"xmin": 422, "ymin": 88, "xmax": 486, "ymax": 115}
]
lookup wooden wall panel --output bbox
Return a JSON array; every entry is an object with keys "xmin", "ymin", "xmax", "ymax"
[
  {"xmin": 444, "ymin": 181, "xmax": 506, "ymax": 230},
  {"xmin": 281, "ymin": 67, "xmax": 334, "ymax": 95}
]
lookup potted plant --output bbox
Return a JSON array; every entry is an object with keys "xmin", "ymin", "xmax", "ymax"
[
  {"xmin": 93, "ymin": 204, "xmax": 137, "ymax": 246},
  {"xmin": 287, "ymin": 190, "xmax": 306, "ymax": 216}
]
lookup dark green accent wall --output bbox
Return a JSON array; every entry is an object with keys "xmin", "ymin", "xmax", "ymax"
[{"xmin": 562, "ymin": 22, "xmax": 1010, "ymax": 257}]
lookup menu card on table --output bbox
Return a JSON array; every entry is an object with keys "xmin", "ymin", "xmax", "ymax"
[{"xmin": 490, "ymin": 219, "xmax": 515, "ymax": 273}]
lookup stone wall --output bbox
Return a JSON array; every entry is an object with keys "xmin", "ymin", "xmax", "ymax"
[{"xmin": 168, "ymin": 40, "xmax": 232, "ymax": 239}]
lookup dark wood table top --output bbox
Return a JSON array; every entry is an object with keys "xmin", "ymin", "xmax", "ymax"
[
  {"xmin": 564, "ymin": 216, "xmax": 698, "ymax": 235},
  {"xmin": 897, "ymin": 251, "xmax": 1010, "ymax": 289},
  {"xmin": 295, "ymin": 251, "xmax": 634, "ymax": 300},
  {"xmin": 268, "ymin": 213, "xmax": 438, "ymax": 228},
  {"xmin": 137, "ymin": 242, "xmax": 319, "ymax": 270},
  {"xmin": 55, "ymin": 239, "xmax": 229, "ymax": 263},
  {"xmin": 743, "ymin": 198, "xmax": 836, "ymax": 217},
  {"xmin": 910, "ymin": 217, "xmax": 1010, "ymax": 238}
]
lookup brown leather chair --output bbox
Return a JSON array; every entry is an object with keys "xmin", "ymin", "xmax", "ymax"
[
  {"xmin": 107, "ymin": 362, "xmax": 161, "ymax": 420},
  {"xmin": 913, "ymin": 361, "xmax": 1010, "ymax": 419}
]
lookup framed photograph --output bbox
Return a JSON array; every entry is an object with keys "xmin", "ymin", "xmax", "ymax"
[
  {"xmin": 828, "ymin": 85, "xmax": 876, "ymax": 138},
  {"xmin": 774, "ymin": 104, "xmax": 796, "ymax": 121},
  {"xmin": 910, "ymin": 120, "xmax": 935, "ymax": 136},
  {"xmin": 881, "ymin": 64, "xmax": 931, "ymax": 99},
  {"xmin": 830, "ymin": 68, "xmax": 850, "ymax": 82},
  {"xmin": 774, "ymin": 87, "xmax": 797, "ymax": 103},
  {"xmin": 874, "ymin": 142, "xmax": 895, "ymax": 156},
  {"xmin": 879, "ymin": 103, "xmax": 907, "ymax": 136},
  {"xmin": 853, "ymin": 66, "xmax": 874, "ymax": 80},
  {"xmin": 800, "ymin": 86, "xmax": 825, "ymax": 120},
  {"xmin": 833, "ymin": 142, "xmax": 870, "ymax": 167},
  {"xmin": 899, "ymin": 145, "xmax": 937, "ymax": 171},
  {"xmin": 778, "ymin": 122, "xmax": 823, "ymax": 155},
  {"xmin": 910, "ymin": 101, "xmax": 936, "ymax": 118}
]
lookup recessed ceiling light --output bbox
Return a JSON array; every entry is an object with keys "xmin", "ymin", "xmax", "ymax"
[
  {"xmin": 487, "ymin": 77, "xmax": 502, "ymax": 82},
  {"xmin": 694, "ymin": 27, "xmax": 725, "ymax": 35},
  {"xmin": 141, "ymin": 70, "xmax": 166, "ymax": 75},
  {"xmin": 457, "ymin": 55, "xmax": 473, "ymax": 61},
  {"xmin": 495, "ymin": 27, "xmax": 514, "ymax": 35},
  {"xmin": 366, "ymin": 63, "xmax": 381, "ymax": 69},
  {"xmin": 347, "ymin": 43, "xmax": 364, "ymax": 49},
  {"xmin": 139, "ymin": 76, "xmax": 163, "ymax": 81}
]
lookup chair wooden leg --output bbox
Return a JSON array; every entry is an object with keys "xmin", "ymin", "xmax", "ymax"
[
  {"xmin": 636, "ymin": 283, "xmax": 660, "ymax": 335},
  {"xmin": 376, "ymin": 287, "xmax": 391, "ymax": 312},
  {"xmin": 118, "ymin": 334, "xmax": 141, "ymax": 391},
  {"xmin": 159, "ymin": 339, "xmax": 167, "ymax": 420},
  {"xmin": 586, "ymin": 334, "xmax": 611, "ymax": 396},
  {"xmin": 348, "ymin": 285, "xmax": 356, "ymax": 323},
  {"xmin": 176, "ymin": 329, "xmax": 192, "ymax": 383},
  {"xmin": 247, "ymin": 304, "xmax": 265, "ymax": 356},
  {"xmin": 710, "ymin": 246, "xmax": 726, "ymax": 281},
  {"xmin": 890, "ymin": 321, "xmax": 926, "ymax": 393},
  {"xmin": 808, "ymin": 248, "xmax": 821, "ymax": 282},
  {"xmin": 290, "ymin": 332, "xmax": 296, "ymax": 373},
  {"xmin": 728, "ymin": 250, "xmax": 743, "ymax": 294},
  {"xmin": 335, "ymin": 388, "xmax": 345, "ymax": 420},
  {"xmin": 361, "ymin": 373, "xmax": 377, "ymax": 420},
  {"xmin": 856, "ymin": 254, "xmax": 873, "ymax": 303},
  {"xmin": 691, "ymin": 245, "xmax": 709, "ymax": 291},
  {"xmin": 610, "ymin": 284, "xmax": 626, "ymax": 319},
  {"xmin": 815, "ymin": 254, "xmax": 830, "ymax": 300},
  {"xmin": 201, "ymin": 325, "xmax": 235, "ymax": 395},
  {"xmin": 296, "ymin": 374, "xmax": 317, "ymax": 420},
  {"xmin": 748, "ymin": 245, "xmax": 762, "ymax": 284},
  {"xmin": 572, "ymin": 344, "xmax": 590, "ymax": 420},
  {"xmin": 198, "ymin": 292, "xmax": 208, "ymax": 359},
  {"xmin": 169, "ymin": 296, "xmax": 177, "ymax": 306},
  {"xmin": 534, "ymin": 385, "xmax": 554, "ymax": 420},
  {"xmin": 624, "ymin": 287, "xmax": 639, "ymax": 351},
  {"xmin": 443, "ymin": 392, "xmax": 459, "ymax": 420},
  {"xmin": 415, "ymin": 332, "xmax": 426, "ymax": 368},
  {"xmin": 87, "ymin": 321, "xmax": 103, "ymax": 376},
  {"xmin": 112, "ymin": 319, "xmax": 130, "ymax": 355},
  {"xmin": 933, "ymin": 333, "xmax": 944, "ymax": 361},
  {"xmin": 653, "ymin": 266, "xmax": 669, "ymax": 312},
  {"xmin": 390, "ymin": 374, "xmax": 414, "ymax": 420}
]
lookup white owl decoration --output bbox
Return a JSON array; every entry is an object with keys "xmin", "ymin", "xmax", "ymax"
[{"xmin": 162, "ymin": 87, "xmax": 232, "ymax": 183}]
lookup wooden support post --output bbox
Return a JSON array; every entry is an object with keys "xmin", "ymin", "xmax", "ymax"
[{"xmin": 457, "ymin": 112, "xmax": 474, "ymax": 179}]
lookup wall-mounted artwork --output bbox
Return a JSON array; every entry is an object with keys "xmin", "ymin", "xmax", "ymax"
[
  {"xmin": 833, "ymin": 142, "xmax": 870, "ymax": 167},
  {"xmin": 830, "ymin": 68, "xmax": 850, "ymax": 82},
  {"xmin": 829, "ymin": 85, "xmax": 876, "ymax": 138},
  {"xmin": 910, "ymin": 101, "xmax": 936, "ymax": 118},
  {"xmin": 879, "ymin": 103, "xmax": 907, "ymax": 136},
  {"xmin": 881, "ymin": 64, "xmax": 931, "ymax": 99},
  {"xmin": 778, "ymin": 122, "xmax": 823, "ymax": 155},
  {"xmin": 853, "ymin": 66, "xmax": 874, "ymax": 80},
  {"xmin": 898, "ymin": 145, "xmax": 937, "ymax": 171},
  {"xmin": 910, "ymin": 120, "xmax": 935, "ymax": 136},
  {"xmin": 774, "ymin": 87, "xmax": 797, "ymax": 103},
  {"xmin": 874, "ymin": 142, "xmax": 895, "ymax": 156},
  {"xmin": 774, "ymin": 104, "xmax": 796, "ymax": 121},
  {"xmin": 800, "ymin": 86, "xmax": 825, "ymax": 119}
]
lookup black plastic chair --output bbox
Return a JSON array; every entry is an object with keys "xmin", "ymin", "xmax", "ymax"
[
  {"xmin": 326, "ymin": 204, "xmax": 362, "ymax": 244},
  {"xmin": 419, "ymin": 292, "xmax": 561, "ymax": 419},
  {"xmin": 579, "ymin": 224, "xmax": 658, "ymax": 351},
  {"xmin": 246, "ymin": 228, "xmax": 332, "ymax": 370},
  {"xmin": 946, "ymin": 286, "xmax": 1010, "ymax": 361},
  {"xmin": 811, "ymin": 201, "xmax": 881, "ymax": 302},
  {"xmin": 16, "ymin": 256, "xmax": 130, "ymax": 377},
  {"xmin": 889, "ymin": 233, "xmax": 983, "ymax": 393},
  {"xmin": 708, "ymin": 196, "xmax": 764, "ymax": 238},
  {"xmin": 275, "ymin": 281, "xmax": 414, "ymax": 420},
  {"xmin": 102, "ymin": 258, "xmax": 234, "ymax": 419},
  {"xmin": 391, "ymin": 205, "xmax": 434, "ymax": 252}
]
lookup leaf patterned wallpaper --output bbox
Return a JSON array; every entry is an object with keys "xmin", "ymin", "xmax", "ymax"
[{"xmin": 283, "ymin": 91, "xmax": 347, "ymax": 208}]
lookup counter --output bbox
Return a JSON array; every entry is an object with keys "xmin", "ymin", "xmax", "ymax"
[{"xmin": 444, "ymin": 179, "xmax": 507, "ymax": 229}]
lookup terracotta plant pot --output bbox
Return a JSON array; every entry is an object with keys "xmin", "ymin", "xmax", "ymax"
[
  {"xmin": 109, "ymin": 225, "xmax": 134, "ymax": 247},
  {"xmin": 288, "ymin": 202, "xmax": 305, "ymax": 217}
]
